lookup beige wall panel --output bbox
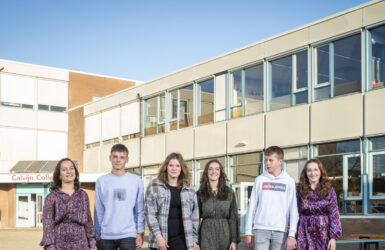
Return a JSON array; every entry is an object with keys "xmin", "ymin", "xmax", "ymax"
[
  {"xmin": 265, "ymin": 28, "xmax": 309, "ymax": 58},
  {"xmin": 141, "ymin": 134, "xmax": 166, "ymax": 166},
  {"xmin": 0, "ymin": 59, "xmax": 68, "ymax": 81},
  {"xmin": 266, "ymin": 105, "xmax": 309, "ymax": 147},
  {"xmin": 309, "ymin": 9, "xmax": 362, "ymax": 44},
  {"xmin": 100, "ymin": 144, "xmax": 114, "ymax": 172},
  {"xmin": 225, "ymin": 43, "xmax": 265, "ymax": 69},
  {"xmin": 365, "ymin": 88, "xmax": 385, "ymax": 136},
  {"xmin": 122, "ymin": 138, "xmax": 140, "ymax": 167},
  {"xmin": 311, "ymin": 94, "xmax": 362, "ymax": 143},
  {"xmin": 83, "ymin": 147, "xmax": 100, "ymax": 173},
  {"xmin": 227, "ymin": 114, "xmax": 264, "ymax": 154},
  {"xmin": 68, "ymin": 108, "xmax": 85, "ymax": 172},
  {"xmin": 37, "ymin": 111, "xmax": 68, "ymax": 132},
  {"xmin": 0, "ymin": 107, "xmax": 35, "ymax": 129},
  {"xmin": 195, "ymin": 121, "xmax": 226, "ymax": 158},
  {"xmin": 166, "ymin": 128, "xmax": 194, "ymax": 160},
  {"xmin": 363, "ymin": 1, "xmax": 385, "ymax": 26}
]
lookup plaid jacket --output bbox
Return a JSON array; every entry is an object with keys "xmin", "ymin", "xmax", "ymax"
[{"xmin": 145, "ymin": 178, "xmax": 199, "ymax": 250}]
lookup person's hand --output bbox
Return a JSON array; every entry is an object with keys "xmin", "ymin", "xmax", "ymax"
[
  {"xmin": 328, "ymin": 239, "xmax": 336, "ymax": 250},
  {"xmin": 91, "ymin": 248, "xmax": 95, "ymax": 250},
  {"xmin": 285, "ymin": 236, "xmax": 296, "ymax": 250},
  {"xmin": 96, "ymin": 240, "xmax": 102, "ymax": 250},
  {"xmin": 155, "ymin": 234, "xmax": 169, "ymax": 250},
  {"xmin": 193, "ymin": 242, "xmax": 200, "ymax": 250},
  {"xmin": 136, "ymin": 233, "xmax": 143, "ymax": 248},
  {"xmin": 245, "ymin": 235, "xmax": 254, "ymax": 249},
  {"xmin": 229, "ymin": 242, "xmax": 237, "ymax": 250}
]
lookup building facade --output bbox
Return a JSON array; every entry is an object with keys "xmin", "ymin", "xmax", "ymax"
[
  {"xmin": 78, "ymin": 0, "xmax": 385, "ymax": 237},
  {"xmin": 0, "ymin": 59, "xmax": 138, "ymax": 228}
]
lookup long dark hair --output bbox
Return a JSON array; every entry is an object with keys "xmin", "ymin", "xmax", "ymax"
[
  {"xmin": 50, "ymin": 158, "xmax": 80, "ymax": 191},
  {"xmin": 158, "ymin": 152, "xmax": 190, "ymax": 189},
  {"xmin": 299, "ymin": 159, "xmax": 331, "ymax": 198},
  {"xmin": 198, "ymin": 159, "xmax": 229, "ymax": 201}
]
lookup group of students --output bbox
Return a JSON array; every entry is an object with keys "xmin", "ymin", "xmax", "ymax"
[{"xmin": 40, "ymin": 144, "xmax": 342, "ymax": 250}]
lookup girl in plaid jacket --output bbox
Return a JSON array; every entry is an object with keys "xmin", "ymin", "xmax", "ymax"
[{"xmin": 145, "ymin": 152, "xmax": 200, "ymax": 250}]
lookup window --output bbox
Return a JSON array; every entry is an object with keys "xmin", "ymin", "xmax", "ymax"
[
  {"xmin": 50, "ymin": 106, "xmax": 66, "ymax": 112},
  {"xmin": 283, "ymin": 146, "xmax": 308, "ymax": 183},
  {"xmin": 314, "ymin": 34, "xmax": 361, "ymax": 101},
  {"xmin": 169, "ymin": 85, "xmax": 194, "ymax": 130},
  {"xmin": 230, "ymin": 64, "xmax": 264, "ymax": 117},
  {"xmin": 369, "ymin": 136, "xmax": 385, "ymax": 213},
  {"xmin": 198, "ymin": 79, "xmax": 214, "ymax": 125},
  {"xmin": 230, "ymin": 153, "xmax": 262, "ymax": 184},
  {"xmin": 369, "ymin": 24, "xmax": 385, "ymax": 89},
  {"xmin": 143, "ymin": 165, "xmax": 160, "ymax": 189},
  {"xmin": 316, "ymin": 140, "xmax": 361, "ymax": 214},
  {"xmin": 127, "ymin": 167, "xmax": 141, "ymax": 176},
  {"xmin": 144, "ymin": 94, "xmax": 165, "ymax": 136},
  {"xmin": 270, "ymin": 51, "xmax": 308, "ymax": 111},
  {"xmin": 38, "ymin": 104, "xmax": 49, "ymax": 111}
]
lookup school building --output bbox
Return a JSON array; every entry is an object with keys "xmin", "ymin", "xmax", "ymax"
[
  {"xmin": 0, "ymin": 59, "xmax": 140, "ymax": 228},
  {"xmin": 74, "ymin": 0, "xmax": 385, "ymax": 237}
]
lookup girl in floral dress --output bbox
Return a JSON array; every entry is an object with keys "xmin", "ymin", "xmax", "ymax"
[
  {"xmin": 40, "ymin": 158, "xmax": 96, "ymax": 250},
  {"xmin": 297, "ymin": 159, "xmax": 342, "ymax": 250}
]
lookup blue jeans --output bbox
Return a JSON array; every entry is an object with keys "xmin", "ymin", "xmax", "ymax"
[
  {"xmin": 254, "ymin": 229, "xmax": 287, "ymax": 250},
  {"xmin": 101, "ymin": 237, "xmax": 136, "ymax": 250}
]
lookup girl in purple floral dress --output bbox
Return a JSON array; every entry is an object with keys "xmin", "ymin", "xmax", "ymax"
[
  {"xmin": 40, "ymin": 158, "xmax": 96, "ymax": 250},
  {"xmin": 297, "ymin": 159, "xmax": 342, "ymax": 250}
]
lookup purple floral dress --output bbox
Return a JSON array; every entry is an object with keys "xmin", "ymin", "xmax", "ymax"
[
  {"xmin": 40, "ymin": 189, "xmax": 96, "ymax": 250},
  {"xmin": 296, "ymin": 187, "xmax": 342, "ymax": 249}
]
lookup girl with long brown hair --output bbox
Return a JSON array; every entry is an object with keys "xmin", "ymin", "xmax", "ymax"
[
  {"xmin": 197, "ymin": 159, "xmax": 240, "ymax": 250},
  {"xmin": 145, "ymin": 152, "xmax": 199, "ymax": 250},
  {"xmin": 296, "ymin": 159, "xmax": 342, "ymax": 250},
  {"xmin": 40, "ymin": 158, "xmax": 96, "ymax": 250}
]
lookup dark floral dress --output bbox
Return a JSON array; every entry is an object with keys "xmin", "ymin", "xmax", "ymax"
[
  {"xmin": 40, "ymin": 189, "xmax": 96, "ymax": 250},
  {"xmin": 197, "ymin": 187, "xmax": 240, "ymax": 250},
  {"xmin": 296, "ymin": 187, "xmax": 342, "ymax": 249}
]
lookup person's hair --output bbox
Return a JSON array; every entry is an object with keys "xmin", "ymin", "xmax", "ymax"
[
  {"xmin": 265, "ymin": 146, "xmax": 284, "ymax": 160},
  {"xmin": 50, "ymin": 158, "xmax": 80, "ymax": 191},
  {"xmin": 158, "ymin": 152, "xmax": 190, "ymax": 189},
  {"xmin": 198, "ymin": 159, "xmax": 229, "ymax": 201},
  {"xmin": 299, "ymin": 159, "xmax": 331, "ymax": 199},
  {"xmin": 110, "ymin": 143, "xmax": 129, "ymax": 156}
]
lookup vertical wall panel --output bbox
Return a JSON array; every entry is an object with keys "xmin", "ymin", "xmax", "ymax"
[
  {"xmin": 121, "ymin": 102, "xmax": 140, "ymax": 135},
  {"xmin": 101, "ymin": 108, "xmax": 120, "ymax": 140},
  {"xmin": 85, "ymin": 114, "xmax": 101, "ymax": 144}
]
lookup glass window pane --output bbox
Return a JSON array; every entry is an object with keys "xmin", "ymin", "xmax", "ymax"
[
  {"xmin": 317, "ymin": 140, "xmax": 360, "ymax": 156},
  {"xmin": 159, "ymin": 95, "xmax": 166, "ymax": 123},
  {"xmin": 334, "ymin": 34, "xmax": 361, "ymax": 96},
  {"xmin": 316, "ymin": 44, "xmax": 330, "ymax": 85},
  {"xmin": 199, "ymin": 79, "xmax": 214, "ymax": 125},
  {"xmin": 145, "ymin": 97, "xmax": 157, "ymax": 136},
  {"xmin": 180, "ymin": 85, "xmax": 193, "ymax": 128},
  {"xmin": 296, "ymin": 51, "xmax": 308, "ymax": 89},
  {"xmin": 271, "ymin": 56, "xmax": 292, "ymax": 111},
  {"xmin": 345, "ymin": 200, "xmax": 362, "ymax": 214},
  {"xmin": 318, "ymin": 156, "xmax": 343, "ymax": 212},
  {"xmin": 347, "ymin": 156, "xmax": 361, "ymax": 197},
  {"xmin": 232, "ymin": 70, "xmax": 242, "ymax": 106},
  {"xmin": 371, "ymin": 136, "xmax": 385, "ymax": 150},
  {"xmin": 127, "ymin": 167, "xmax": 141, "ymax": 176},
  {"xmin": 245, "ymin": 65, "xmax": 264, "ymax": 115},
  {"xmin": 284, "ymin": 147, "xmax": 308, "ymax": 160},
  {"xmin": 370, "ymin": 25, "xmax": 385, "ymax": 89},
  {"xmin": 371, "ymin": 200, "xmax": 385, "ymax": 213},
  {"xmin": 294, "ymin": 91, "xmax": 308, "ymax": 104},
  {"xmin": 231, "ymin": 153, "xmax": 263, "ymax": 184},
  {"xmin": 372, "ymin": 154, "xmax": 385, "ymax": 196},
  {"xmin": 315, "ymin": 85, "xmax": 331, "ymax": 101}
]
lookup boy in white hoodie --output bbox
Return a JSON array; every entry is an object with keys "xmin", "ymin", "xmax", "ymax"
[{"xmin": 245, "ymin": 146, "xmax": 298, "ymax": 250}]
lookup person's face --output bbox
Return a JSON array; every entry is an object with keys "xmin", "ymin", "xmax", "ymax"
[
  {"xmin": 59, "ymin": 160, "xmax": 76, "ymax": 184},
  {"xmin": 167, "ymin": 159, "xmax": 181, "ymax": 179},
  {"xmin": 306, "ymin": 162, "xmax": 321, "ymax": 185},
  {"xmin": 265, "ymin": 153, "xmax": 283, "ymax": 175},
  {"xmin": 110, "ymin": 151, "xmax": 128, "ymax": 171},
  {"xmin": 207, "ymin": 162, "xmax": 221, "ymax": 182}
]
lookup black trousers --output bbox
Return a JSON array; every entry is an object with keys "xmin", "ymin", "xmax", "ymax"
[{"xmin": 151, "ymin": 235, "xmax": 187, "ymax": 250}]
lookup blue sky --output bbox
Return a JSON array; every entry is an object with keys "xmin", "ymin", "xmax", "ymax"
[{"xmin": 0, "ymin": 0, "xmax": 368, "ymax": 82}]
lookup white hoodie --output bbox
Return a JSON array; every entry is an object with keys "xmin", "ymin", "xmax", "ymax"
[{"xmin": 244, "ymin": 169, "xmax": 299, "ymax": 237}]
